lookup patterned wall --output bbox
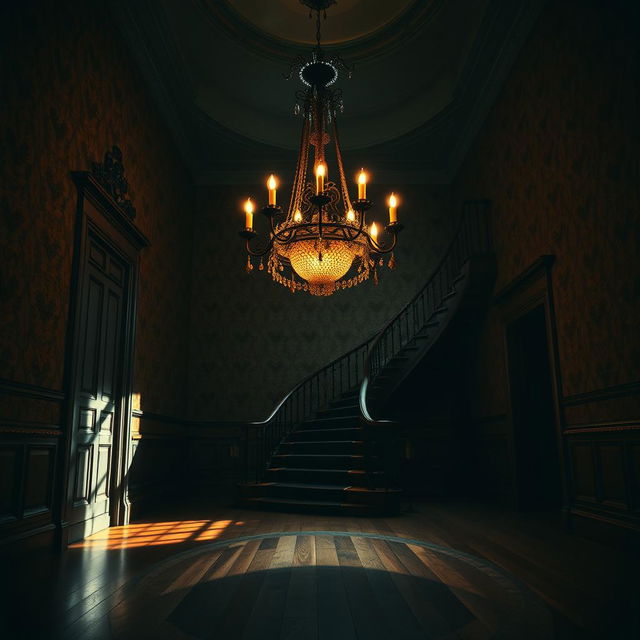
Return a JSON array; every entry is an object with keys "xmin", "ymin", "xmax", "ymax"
[
  {"xmin": 189, "ymin": 184, "xmax": 455, "ymax": 421},
  {"xmin": 453, "ymin": 0, "xmax": 640, "ymax": 415},
  {"xmin": 0, "ymin": 0, "xmax": 194, "ymax": 417}
]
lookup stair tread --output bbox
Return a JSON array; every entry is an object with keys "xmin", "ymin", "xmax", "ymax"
[
  {"xmin": 294, "ymin": 427, "xmax": 362, "ymax": 435},
  {"xmin": 250, "ymin": 482, "xmax": 398, "ymax": 493},
  {"xmin": 267, "ymin": 467, "xmax": 373, "ymax": 474},
  {"xmin": 242, "ymin": 497, "xmax": 371, "ymax": 508},
  {"xmin": 283, "ymin": 440, "xmax": 364, "ymax": 445},
  {"xmin": 273, "ymin": 453, "xmax": 364, "ymax": 458}
]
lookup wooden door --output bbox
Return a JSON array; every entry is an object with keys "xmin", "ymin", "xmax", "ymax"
[{"xmin": 66, "ymin": 230, "xmax": 130, "ymax": 541}]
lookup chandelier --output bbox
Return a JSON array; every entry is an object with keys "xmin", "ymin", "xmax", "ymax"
[{"xmin": 239, "ymin": 0, "xmax": 403, "ymax": 297}]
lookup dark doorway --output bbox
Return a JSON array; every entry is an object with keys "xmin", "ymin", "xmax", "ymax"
[{"xmin": 506, "ymin": 304, "xmax": 561, "ymax": 510}]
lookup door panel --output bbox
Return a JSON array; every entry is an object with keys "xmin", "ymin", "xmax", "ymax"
[{"xmin": 67, "ymin": 230, "xmax": 129, "ymax": 541}]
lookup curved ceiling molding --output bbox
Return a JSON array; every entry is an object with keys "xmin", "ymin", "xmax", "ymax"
[
  {"xmin": 113, "ymin": 0, "xmax": 546, "ymax": 184},
  {"xmin": 197, "ymin": 0, "xmax": 446, "ymax": 64}
]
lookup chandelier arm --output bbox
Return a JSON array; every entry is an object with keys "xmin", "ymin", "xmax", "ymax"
[
  {"xmin": 332, "ymin": 119, "xmax": 353, "ymax": 214},
  {"xmin": 365, "ymin": 232, "xmax": 397, "ymax": 255},
  {"xmin": 245, "ymin": 236, "xmax": 274, "ymax": 257},
  {"xmin": 288, "ymin": 117, "xmax": 311, "ymax": 219}
]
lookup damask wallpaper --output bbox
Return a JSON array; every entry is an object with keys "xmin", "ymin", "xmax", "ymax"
[
  {"xmin": 453, "ymin": 0, "xmax": 640, "ymax": 415},
  {"xmin": 0, "ymin": 0, "xmax": 194, "ymax": 417},
  {"xmin": 188, "ymin": 184, "xmax": 455, "ymax": 421}
]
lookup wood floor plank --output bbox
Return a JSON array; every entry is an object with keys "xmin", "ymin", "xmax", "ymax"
[
  {"xmin": 281, "ymin": 535, "xmax": 318, "ymax": 640},
  {"xmin": 316, "ymin": 535, "xmax": 357, "ymax": 640},
  {"xmin": 164, "ymin": 545, "xmax": 246, "ymax": 637},
  {"xmin": 206, "ymin": 541, "xmax": 278, "ymax": 639},
  {"xmin": 387, "ymin": 539, "xmax": 476, "ymax": 635},
  {"xmin": 351, "ymin": 536, "xmax": 425, "ymax": 639},
  {"xmin": 370, "ymin": 538, "xmax": 455, "ymax": 638},
  {"xmin": 109, "ymin": 549, "xmax": 228, "ymax": 637},
  {"xmin": 242, "ymin": 536, "xmax": 296, "ymax": 640},
  {"xmin": 335, "ymin": 535, "xmax": 390, "ymax": 640}
]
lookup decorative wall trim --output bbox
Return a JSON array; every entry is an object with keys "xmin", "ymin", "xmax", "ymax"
[
  {"xmin": 132, "ymin": 409, "xmax": 247, "ymax": 430},
  {"xmin": 564, "ymin": 421, "xmax": 640, "ymax": 435},
  {"xmin": 0, "ymin": 378, "xmax": 65, "ymax": 402},
  {"xmin": 91, "ymin": 146, "xmax": 136, "ymax": 218},
  {"xmin": 562, "ymin": 381, "xmax": 640, "ymax": 407},
  {"xmin": 0, "ymin": 423, "xmax": 62, "ymax": 437},
  {"xmin": 493, "ymin": 255, "xmax": 555, "ymax": 304}
]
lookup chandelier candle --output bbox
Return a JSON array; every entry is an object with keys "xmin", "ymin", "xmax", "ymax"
[
  {"xmin": 238, "ymin": 0, "xmax": 403, "ymax": 296},
  {"xmin": 388, "ymin": 193, "xmax": 398, "ymax": 224},
  {"xmin": 357, "ymin": 169, "xmax": 367, "ymax": 200},
  {"xmin": 315, "ymin": 162, "xmax": 326, "ymax": 195},
  {"xmin": 267, "ymin": 175, "xmax": 277, "ymax": 206},
  {"xmin": 244, "ymin": 198, "xmax": 254, "ymax": 230}
]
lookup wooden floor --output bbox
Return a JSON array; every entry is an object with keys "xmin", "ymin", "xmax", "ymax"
[{"xmin": 1, "ymin": 500, "xmax": 638, "ymax": 639}]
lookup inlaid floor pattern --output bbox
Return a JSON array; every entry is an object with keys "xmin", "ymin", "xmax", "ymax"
[{"xmin": 106, "ymin": 531, "xmax": 551, "ymax": 639}]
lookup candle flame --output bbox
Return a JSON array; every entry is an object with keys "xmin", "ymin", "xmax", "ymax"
[
  {"xmin": 389, "ymin": 193, "xmax": 397, "ymax": 208},
  {"xmin": 358, "ymin": 169, "xmax": 367, "ymax": 185},
  {"xmin": 315, "ymin": 163, "xmax": 326, "ymax": 177},
  {"xmin": 370, "ymin": 222, "xmax": 378, "ymax": 238},
  {"xmin": 267, "ymin": 174, "xmax": 277, "ymax": 190},
  {"xmin": 244, "ymin": 198, "xmax": 254, "ymax": 214},
  {"xmin": 294, "ymin": 209, "xmax": 302, "ymax": 222},
  {"xmin": 346, "ymin": 209, "xmax": 355, "ymax": 222}
]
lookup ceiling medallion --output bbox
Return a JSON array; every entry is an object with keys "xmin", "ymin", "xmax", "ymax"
[{"xmin": 239, "ymin": 1, "xmax": 403, "ymax": 297}]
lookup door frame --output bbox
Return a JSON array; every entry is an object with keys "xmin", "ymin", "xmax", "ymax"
[
  {"xmin": 58, "ymin": 147, "xmax": 149, "ymax": 547},
  {"xmin": 494, "ymin": 255, "xmax": 568, "ymax": 514}
]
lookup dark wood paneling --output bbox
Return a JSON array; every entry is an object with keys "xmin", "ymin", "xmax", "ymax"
[
  {"xmin": 566, "ymin": 423, "xmax": 640, "ymax": 533},
  {"xmin": 23, "ymin": 446, "xmax": 55, "ymax": 516},
  {"xmin": 0, "ymin": 446, "xmax": 20, "ymax": 523},
  {"xmin": 0, "ymin": 381, "xmax": 62, "ymax": 544},
  {"xmin": 570, "ymin": 442, "xmax": 596, "ymax": 502}
]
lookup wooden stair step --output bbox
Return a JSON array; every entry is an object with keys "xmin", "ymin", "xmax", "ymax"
[
  {"xmin": 270, "ymin": 453, "xmax": 370, "ymax": 470},
  {"xmin": 287, "ymin": 427, "xmax": 362, "ymax": 441}
]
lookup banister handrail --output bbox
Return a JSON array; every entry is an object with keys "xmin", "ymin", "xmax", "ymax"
[{"xmin": 250, "ymin": 334, "xmax": 376, "ymax": 427}]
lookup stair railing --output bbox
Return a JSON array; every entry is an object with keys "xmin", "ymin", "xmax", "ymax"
[
  {"xmin": 243, "ymin": 337, "xmax": 375, "ymax": 482},
  {"xmin": 243, "ymin": 200, "xmax": 491, "ymax": 482},
  {"xmin": 360, "ymin": 200, "xmax": 491, "ymax": 422}
]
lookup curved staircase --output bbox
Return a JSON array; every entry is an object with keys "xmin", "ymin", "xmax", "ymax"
[{"xmin": 238, "ymin": 201, "xmax": 494, "ymax": 515}]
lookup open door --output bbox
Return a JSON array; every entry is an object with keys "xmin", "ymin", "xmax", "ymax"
[{"xmin": 61, "ymin": 147, "xmax": 149, "ymax": 545}]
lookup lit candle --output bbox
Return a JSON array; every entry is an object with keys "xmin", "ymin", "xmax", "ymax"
[
  {"xmin": 357, "ymin": 169, "xmax": 367, "ymax": 200},
  {"xmin": 315, "ymin": 162, "xmax": 326, "ymax": 194},
  {"xmin": 244, "ymin": 198, "xmax": 254, "ymax": 230},
  {"xmin": 346, "ymin": 209, "xmax": 355, "ymax": 222},
  {"xmin": 370, "ymin": 221, "xmax": 378, "ymax": 240},
  {"xmin": 267, "ymin": 174, "xmax": 277, "ymax": 206},
  {"xmin": 294, "ymin": 209, "xmax": 302, "ymax": 222},
  {"xmin": 388, "ymin": 193, "xmax": 398, "ymax": 224}
]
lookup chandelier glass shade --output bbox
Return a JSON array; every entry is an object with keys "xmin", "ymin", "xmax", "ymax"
[{"xmin": 239, "ymin": 1, "xmax": 403, "ymax": 296}]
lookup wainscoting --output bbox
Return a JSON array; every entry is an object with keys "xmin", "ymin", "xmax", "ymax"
[
  {"xmin": 0, "ymin": 379, "xmax": 246, "ymax": 547},
  {"xmin": 0, "ymin": 379, "xmax": 63, "ymax": 545},
  {"xmin": 562, "ymin": 382, "xmax": 640, "ymax": 538},
  {"xmin": 129, "ymin": 411, "xmax": 244, "ymax": 516}
]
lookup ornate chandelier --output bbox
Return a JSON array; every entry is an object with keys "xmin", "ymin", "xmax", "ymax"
[{"xmin": 239, "ymin": 0, "xmax": 403, "ymax": 297}]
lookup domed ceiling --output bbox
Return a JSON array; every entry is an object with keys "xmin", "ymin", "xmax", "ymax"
[{"xmin": 115, "ymin": 0, "xmax": 544, "ymax": 183}]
